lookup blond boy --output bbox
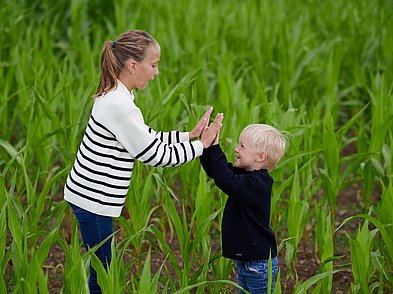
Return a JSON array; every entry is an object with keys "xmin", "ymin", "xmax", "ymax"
[{"xmin": 200, "ymin": 124, "xmax": 286, "ymax": 294}]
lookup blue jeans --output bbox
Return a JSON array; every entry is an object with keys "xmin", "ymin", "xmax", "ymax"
[
  {"xmin": 236, "ymin": 257, "xmax": 278, "ymax": 294},
  {"xmin": 69, "ymin": 202, "xmax": 113, "ymax": 294}
]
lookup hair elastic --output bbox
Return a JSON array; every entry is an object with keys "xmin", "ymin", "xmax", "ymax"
[{"xmin": 112, "ymin": 41, "xmax": 117, "ymax": 48}]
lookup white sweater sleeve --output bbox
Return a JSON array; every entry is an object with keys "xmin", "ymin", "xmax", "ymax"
[
  {"xmin": 112, "ymin": 107, "xmax": 203, "ymax": 167},
  {"xmin": 147, "ymin": 128, "xmax": 190, "ymax": 144}
]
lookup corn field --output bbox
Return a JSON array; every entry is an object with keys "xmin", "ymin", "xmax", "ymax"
[{"xmin": 1, "ymin": 0, "xmax": 393, "ymax": 293}]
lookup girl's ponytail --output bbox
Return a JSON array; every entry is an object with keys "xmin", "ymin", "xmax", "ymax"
[{"xmin": 95, "ymin": 41, "xmax": 121, "ymax": 98}]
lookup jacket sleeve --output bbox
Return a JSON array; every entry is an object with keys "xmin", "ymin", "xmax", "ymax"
[
  {"xmin": 200, "ymin": 147, "xmax": 217, "ymax": 178},
  {"xmin": 202, "ymin": 145, "xmax": 266, "ymax": 205},
  {"xmin": 111, "ymin": 107, "xmax": 203, "ymax": 167}
]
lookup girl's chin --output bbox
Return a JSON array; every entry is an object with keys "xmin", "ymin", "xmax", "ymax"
[{"xmin": 138, "ymin": 84, "xmax": 148, "ymax": 90}]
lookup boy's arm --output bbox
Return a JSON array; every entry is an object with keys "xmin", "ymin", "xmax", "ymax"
[
  {"xmin": 200, "ymin": 147, "xmax": 214, "ymax": 178},
  {"xmin": 200, "ymin": 114, "xmax": 223, "ymax": 177},
  {"xmin": 203, "ymin": 145, "xmax": 270, "ymax": 205}
]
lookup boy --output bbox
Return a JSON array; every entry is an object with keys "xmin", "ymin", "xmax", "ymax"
[{"xmin": 200, "ymin": 123, "xmax": 287, "ymax": 294}]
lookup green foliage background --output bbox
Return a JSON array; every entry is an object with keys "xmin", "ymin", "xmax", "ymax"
[{"xmin": 1, "ymin": 0, "xmax": 392, "ymax": 293}]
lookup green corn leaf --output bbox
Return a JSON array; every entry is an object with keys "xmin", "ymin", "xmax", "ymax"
[
  {"xmin": 139, "ymin": 249, "xmax": 152, "ymax": 291},
  {"xmin": 295, "ymin": 270, "xmax": 341, "ymax": 293}
]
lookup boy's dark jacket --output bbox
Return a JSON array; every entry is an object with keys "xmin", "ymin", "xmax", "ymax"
[{"xmin": 200, "ymin": 144, "xmax": 277, "ymax": 261}]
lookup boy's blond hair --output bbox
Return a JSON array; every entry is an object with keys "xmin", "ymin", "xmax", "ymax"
[{"xmin": 240, "ymin": 124, "xmax": 287, "ymax": 170}]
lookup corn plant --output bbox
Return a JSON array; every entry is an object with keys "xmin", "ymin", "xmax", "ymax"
[
  {"xmin": 373, "ymin": 178, "xmax": 393, "ymax": 289},
  {"xmin": 348, "ymin": 218, "xmax": 376, "ymax": 293},
  {"xmin": 59, "ymin": 225, "xmax": 89, "ymax": 294},
  {"xmin": 336, "ymin": 179, "xmax": 393, "ymax": 291},
  {"xmin": 136, "ymin": 249, "xmax": 167, "ymax": 293},
  {"xmin": 120, "ymin": 165, "xmax": 161, "ymax": 258},
  {"xmin": 313, "ymin": 208, "xmax": 334, "ymax": 293},
  {"xmin": 294, "ymin": 270, "xmax": 340, "ymax": 294},
  {"xmin": 361, "ymin": 74, "xmax": 393, "ymax": 208},
  {"xmin": 90, "ymin": 240, "xmax": 127, "ymax": 293},
  {"xmin": 6, "ymin": 188, "xmax": 58, "ymax": 293},
  {"xmin": 0, "ymin": 175, "xmax": 9, "ymax": 293},
  {"xmin": 285, "ymin": 164, "xmax": 309, "ymax": 283}
]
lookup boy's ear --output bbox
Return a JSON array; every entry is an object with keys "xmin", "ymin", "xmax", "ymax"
[
  {"xmin": 126, "ymin": 59, "xmax": 137, "ymax": 74},
  {"xmin": 256, "ymin": 151, "xmax": 268, "ymax": 162}
]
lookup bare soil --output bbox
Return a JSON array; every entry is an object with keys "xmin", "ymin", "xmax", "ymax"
[{"xmin": 37, "ymin": 181, "xmax": 366, "ymax": 294}]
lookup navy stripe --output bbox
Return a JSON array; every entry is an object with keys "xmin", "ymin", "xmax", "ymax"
[
  {"xmin": 173, "ymin": 145, "xmax": 180, "ymax": 166},
  {"xmin": 154, "ymin": 144, "xmax": 167, "ymax": 167},
  {"xmin": 66, "ymin": 183, "xmax": 124, "ymax": 207},
  {"xmin": 79, "ymin": 149, "xmax": 133, "ymax": 172},
  {"xmin": 76, "ymin": 156, "xmax": 130, "ymax": 181},
  {"xmin": 87, "ymin": 123, "xmax": 116, "ymax": 141},
  {"xmin": 163, "ymin": 146, "xmax": 173, "ymax": 167},
  {"xmin": 91, "ymin": 115, "xmax": 116, "ymax": 137},
  {"xmin": 135, "ymin": 138, "xmax": 158, "ymax": 159},
  {"xmin": 69, "ymin": 173, "xmax": 126, "ymax": 198},
  {"xmin": 180, "ymin": 143, "xmax": 188, "ymax": 163},
  {"xmin": 143, "ymin": 141, "xmax": 161, "ymax": 164},
  {"xmin": 168, "ymin": 132, "xmax": 172, "ymax": 144},
  {"xmin": 176, "ymin": 131, "xmax": 180, "ymax": 142},
  {"xmin": 189, "ymin": 141, "xmax": 195, "ymax": 159},
  {"xmin": 72, "ymin": 165, "xmax": 129, "ymax": 190},
  {"xmin": 85, "ymin": 132, "xmax": 127, "ymax": 153},
  {"xmin": 82, "ymin": 140, "xmax": 134, "ymax": 163}
]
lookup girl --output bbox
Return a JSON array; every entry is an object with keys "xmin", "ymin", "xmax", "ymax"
[{"xmin": 64, "ymin": 30, "xmax": 221, "ymax": 293}]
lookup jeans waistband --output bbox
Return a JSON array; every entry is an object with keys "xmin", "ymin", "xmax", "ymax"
[{"xmin": 238, "ymin": 256, "xmax": 277, "ymax": 264}]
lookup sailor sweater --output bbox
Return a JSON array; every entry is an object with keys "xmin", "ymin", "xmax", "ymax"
[{"xmin": 64, "ymin": 81, "xmax": 203, "ymax": 217}]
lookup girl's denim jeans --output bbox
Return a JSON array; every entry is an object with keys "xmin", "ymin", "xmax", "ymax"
[
  {"xmin": 69, "ymin": 202, "xmax": 113, "ymax": 294},
  {"xmin": 236, "ymin": 257, "xmax": 278, "ymax": 294}
]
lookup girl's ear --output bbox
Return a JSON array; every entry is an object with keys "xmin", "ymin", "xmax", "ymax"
[
  {"xmin": 126, "ymin": 59, "xmax": 137, "ymax": 74},
  {"xmin": 256, "ymin": 151, "xmax": 268, "ymax": 162}
]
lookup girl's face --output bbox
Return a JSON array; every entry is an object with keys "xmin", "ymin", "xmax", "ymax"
[{"xmin": 134, "ymin": 44, "xmax": 160, "ymax": 90}]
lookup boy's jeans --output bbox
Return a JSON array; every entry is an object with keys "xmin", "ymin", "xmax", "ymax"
[
  {"xmin": 236, "ymin": 257, "xmax": 278, "ymax": 294},
  {"xmin": 69, "ymin": 202, "xmax": 113, "ymax": 294}
]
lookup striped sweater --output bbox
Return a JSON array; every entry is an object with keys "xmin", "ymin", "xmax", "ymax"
[{"xmin": 64, "ymin": 80, "xmax": 203, "ymax": 217}]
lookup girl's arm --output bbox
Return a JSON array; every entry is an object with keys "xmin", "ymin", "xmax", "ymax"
[
  {"xmin": 113, "ymin": 108, "xmax": 203, "ymax": 167},
  {"xmin": 147, "ymin": 107, "xmax": 213, "ymax": 144}
]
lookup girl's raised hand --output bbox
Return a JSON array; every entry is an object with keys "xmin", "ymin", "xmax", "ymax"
[{"xmin": 189, "ymin": 107, "xmax": 213, "ymax": 140}]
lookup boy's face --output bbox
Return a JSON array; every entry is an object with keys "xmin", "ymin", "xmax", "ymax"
[{"xmin": 234, "ymin": 135, "xmax": 264, "ymax": 171}]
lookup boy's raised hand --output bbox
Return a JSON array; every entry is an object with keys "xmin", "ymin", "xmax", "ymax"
[
  {"xmin": 189, "ymin": 107, "xmax": 213, "ymax": 140},
  {"xmin": 200, "ymin": 113, "xmax": 224, "ymax": 148},
  {"xmin": 213, "ymin": 128, "xmax": 220, "ymax": 145}
]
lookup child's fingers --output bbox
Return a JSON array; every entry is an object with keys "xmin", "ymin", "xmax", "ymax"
[
  {"xmin": 200, "ymin": 113, "xmax": 224, "ymax": 148},
  {"xmin": 211, "ymin": 113, "xmax": 224, "ymax": 129},
  {"xmin": 213, "ymin": 129, "xmax": 220, "ymax": 145}
]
